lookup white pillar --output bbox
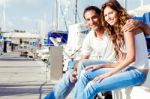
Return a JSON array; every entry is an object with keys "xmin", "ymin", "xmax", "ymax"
[{"xmin": 49, "ymin": 46, "xmax": 63, "ymax": 80}]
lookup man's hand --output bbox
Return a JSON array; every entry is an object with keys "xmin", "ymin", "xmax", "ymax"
[
  {"xmin": 122, "ymin": 19, "xmax": 141, "ymax": 32},
  {"xmin": 70, "ymin": 70, "xmax": 77, "ymax": 83},
  {"xmin": 84, "ymin": 64, "xmax": 116, "ymax": 72},
  {"xmin": 84, "ymin": 64, "xmax": 104, "ymax": 71},
  {"xmin": 73, "ymin": 61, "xmax": 79, "ymax": 71}
]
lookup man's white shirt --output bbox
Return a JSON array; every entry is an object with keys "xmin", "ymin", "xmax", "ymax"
[{"xmin": 81, "ymin": 30, "xmax": 116, "ymax": 62}]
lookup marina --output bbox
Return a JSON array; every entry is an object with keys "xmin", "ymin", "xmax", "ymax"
[{"xmin": 0, "ymin": 0, "xmax": 150, "ymax": 99}]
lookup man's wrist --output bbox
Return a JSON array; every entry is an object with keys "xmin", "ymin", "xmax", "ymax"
[
  {"xmin": 73, "ymin": 68, "xmax": 77, "ymax": 71},
  {"xmin": 73, "ymin": 61, "xmax": 79, "ymax": 71},
  {"xmin": 139, "ymin": 21, "xmax": 145, "ymax": 29}
]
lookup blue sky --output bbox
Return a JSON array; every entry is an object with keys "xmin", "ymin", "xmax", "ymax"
[{"xmin": 0, "ymin": 0, "xmax": 150, "ymax": 33}]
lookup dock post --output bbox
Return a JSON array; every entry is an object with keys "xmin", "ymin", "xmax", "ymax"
[{"xmin": 49, "ymin": 46, "xmax": 63, "ymax": 80}]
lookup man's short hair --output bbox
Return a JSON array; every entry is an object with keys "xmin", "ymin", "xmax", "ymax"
[{"xmin": 83, "ymin": 6, "xmax": 101, "ymax": 19}]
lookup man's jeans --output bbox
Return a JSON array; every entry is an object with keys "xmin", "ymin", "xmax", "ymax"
[
  {"xmin": 44, "ymin": 59, "xmax": 111, "ymax": 99},
  {"xmin": 74, "ymin": 67, "xmax": 147, "ymax": 99},
  {"xmin": 44, "ymin": 69, "xmax": 74, "ymax": 99}
]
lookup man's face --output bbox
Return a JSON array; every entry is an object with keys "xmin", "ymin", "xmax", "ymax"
[{"xmin": 84, "ymin": 10, "xmax": 102, "ymax": 31}]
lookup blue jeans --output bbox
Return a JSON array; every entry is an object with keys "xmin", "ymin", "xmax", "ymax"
[
  {"xmin": 77, "ymin": 59, "xmax": 111, "ymax": 78},
  {"xmin": 44, "ymin": 69, "xmax": 74, "ymax": 99},
  {"xmin": 74, "ymin": 59, "xmax": 111, "ymax": 98},
  {"xmin": 44, "ymin": 59, "xmax": 111, "ymax": 99},
  {"xmin": 74, "ymin": 67, "xmax": 147, "ymax": 99}
]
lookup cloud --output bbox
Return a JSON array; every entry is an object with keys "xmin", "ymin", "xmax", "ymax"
[
  {"xmin": 26, "ymin": 0, "xmax": 40, "ymax": 5},
  {"xmin": 22, "ymin": 16, "xmax": 33, "ymax": 23},
  {"xmin": 60, "ymin": 0, "xmax": 72, "ymax": 7},
  {"xmin": 0, "ymin": 1, "xmax": 3, "ymax": 6},
  {"xmin": 0, "ymin": 0, "xmax": 18, "ymax": 7},
  {"xmin": 7, "ymin": 20, "xmax": 15, "ymax": 28},
  {"xmin": 0, "ymin": 0, "xmax": 6, "ymax": 6},
  {"xmin": 20, "ymin": 16, "xmax": 38, "ymax": 26},
  {"xmin": 0, "ymin": 0, "xmax": 42, "ymax": 7},
  {"xmin": 4, "ymin": 15, "xmax": 39, "ymax": 32}
]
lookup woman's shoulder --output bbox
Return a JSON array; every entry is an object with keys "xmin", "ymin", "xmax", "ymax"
[{"xmin": 124, "ymin": 28, "xmax": 143, "ymax": 36}]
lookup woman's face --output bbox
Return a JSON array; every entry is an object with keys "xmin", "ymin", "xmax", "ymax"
[{"xmin": 104, "ymin": 6, "xmax": 118, "ymax": 26}]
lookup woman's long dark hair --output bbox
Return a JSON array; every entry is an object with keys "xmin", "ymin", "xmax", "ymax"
[{"xmin": 101, "ymin": 0, "xmax": 131, "ymax": 60}]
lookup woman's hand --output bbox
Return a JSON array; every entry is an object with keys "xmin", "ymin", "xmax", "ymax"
[{"xmin": 93, "ymin": 73, "xmax": 111, "ymax": 82}]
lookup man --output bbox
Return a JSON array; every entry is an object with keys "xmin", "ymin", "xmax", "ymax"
[
  {"xmin": 45, "ymin": 6, "xmax": 115, "ymax": 99},
  {"xmin": 45, "ymin": 6, "xmax": 150, "ymax": 99}
]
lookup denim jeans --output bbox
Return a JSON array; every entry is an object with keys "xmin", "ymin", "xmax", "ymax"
[
  {"xmin": 45, "ymin": 59, "xmax": 111, "ymax": 99},
  {"xmin": 74, "ymin": 59, "xmax": 111, "ymax": 98},
  {"xmin": 77, "ymin": 59, "xmax": 111, "ymax": 78},
  {"xmin": 44, "ymin": 69, "xmax": 74, "ymax": 99},
  {"xmin": 74, "ymin": 67, "xmax": 147, "ymax": 99}
]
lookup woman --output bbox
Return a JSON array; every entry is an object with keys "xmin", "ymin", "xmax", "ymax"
[{"xmin": 74, "ymin": 1, "xmax": 149, "ymax": 99}]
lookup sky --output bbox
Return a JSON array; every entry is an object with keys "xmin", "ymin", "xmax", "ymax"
[{"xmin": 0, "ymin": 0, "xmax": 150, "ymax": 34}]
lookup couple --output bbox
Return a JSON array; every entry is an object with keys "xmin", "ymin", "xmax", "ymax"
[{"xmin": 45, "ymin": 1, "xmax": 150, "ymax": 99}]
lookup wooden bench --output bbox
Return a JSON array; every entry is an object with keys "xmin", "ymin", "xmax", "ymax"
[{"xmin": 112, "ymin": 68, "xmax": 150, "ymax": 99}]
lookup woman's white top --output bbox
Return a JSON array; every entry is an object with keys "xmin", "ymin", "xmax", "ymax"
[{"xmin": 128, "ymin": 33, "xmax": 149, "ymax": 69}]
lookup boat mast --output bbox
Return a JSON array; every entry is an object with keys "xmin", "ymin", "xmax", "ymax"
[
  {"xmin": 140, "ymin": 0, "xmax": 143, "ymax": 7},
  {"xmin": 124, "ymin": 0, "xmax": 127, "ymax": 9},
  {"xmin": 2, "ymin": 0, "xmax": 6, "ymax": 31},
  {"xmin": 55, "ymin": 0, "xmax": 58, "ymax": 31},
  {"xmin": 75, "ymin": 0, "xmax": 78, "ymax": 24}
]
